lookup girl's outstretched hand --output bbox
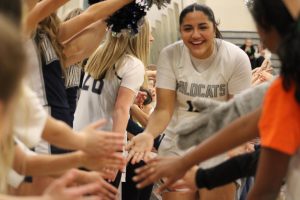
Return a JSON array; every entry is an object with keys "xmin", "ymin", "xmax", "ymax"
[
  {"xmin": 126, "ymin": 132, "xmax": 154, "ymax": 164},
  {"xmin": 43, "ymin": 169, "xmax": 116, "ymax": 200},
  {"xmin": 132, "ymin": 156, "xmax": 189, "ymax": 193}
]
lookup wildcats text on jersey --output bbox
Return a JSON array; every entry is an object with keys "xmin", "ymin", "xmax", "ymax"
[{"xmin": 177, "ymin": 81, "xmax": 226, "ymax": 98}]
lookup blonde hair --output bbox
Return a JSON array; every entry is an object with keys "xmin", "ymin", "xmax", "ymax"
[
  {"xmin": 37, "ymin": 13, "xmax": 65, "ymax": 69},
  {"xmin": 85, "ymin": 18, "xmax": 150, "ymax": 84},
  {"xmin": 0, "ymin": 15, "xmax": 25, "ymax": 193}
]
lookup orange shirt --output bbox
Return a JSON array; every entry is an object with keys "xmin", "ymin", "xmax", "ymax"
[{"xmin": 259, "ymin": 77, "xmax": 300, "ymax": 155}]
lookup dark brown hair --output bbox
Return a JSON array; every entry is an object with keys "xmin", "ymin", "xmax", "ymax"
[{"xmin": 179, "ymin": 3, "xmax": 222, "ymax": 38}]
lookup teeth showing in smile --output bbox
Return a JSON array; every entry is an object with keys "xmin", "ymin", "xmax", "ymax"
[{"xmin": 191, "ymin": 41, "xmax": 203, "ymax": 45}]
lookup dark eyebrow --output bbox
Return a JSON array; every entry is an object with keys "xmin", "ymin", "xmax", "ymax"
[
  {"xmin": 182, "ymin": 24, "xmax": 193, "ymax": 28},
  {"xmin": 182, "ymin": 22, "xmax": 208, "ymax": 28},
  {"xmin": 198, "ymin": 23, "xmax": 208, "ymax": 26}
]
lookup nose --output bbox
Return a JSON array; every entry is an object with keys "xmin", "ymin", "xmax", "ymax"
[{"xmin": 191, "ymin": 28, "xmax": 201, "ymax": 39}]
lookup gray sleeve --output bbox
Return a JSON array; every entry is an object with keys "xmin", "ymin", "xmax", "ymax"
[{"xmin": 176, "ymin": 82, "xmax": 270, "ymax": 149}]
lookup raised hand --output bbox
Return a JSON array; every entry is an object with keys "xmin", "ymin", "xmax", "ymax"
[
  {"xmin": 43, "ymin": 170, "xmax": 103, "ymax": 200},
  {"xmin": 69, "ymin": 169, "xmax": 119, "ymax": 199},
  {"xmin": 132, "ymin": 156, "xmax": 188, "ymax": 192},
  {"xmin": 134, "ymin": 91, "xmax": 147, "ymax": 107},
  {"xmin": 169, "ymin": 166, "xmax": 198, "ymax": 192},
  {"xmin": 126, "ymin": 132, "xmax": 154, "ymax": 164},
  {"xmin": 80, "ymin": 119, "xmax": 124, "ymax": 156}
]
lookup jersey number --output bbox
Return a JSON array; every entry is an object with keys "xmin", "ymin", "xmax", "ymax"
[
  {"xmin": 82, "ymin": 75, "xmax": 104, "ymax": 95},
  {"xmin": 186, "ymin": 100, "xmax": 199, "ymax": 112}
]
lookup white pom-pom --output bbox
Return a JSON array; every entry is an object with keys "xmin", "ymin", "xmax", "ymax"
[{"xmin": 138, "ymin": 0, "xmax": 171, "ymax": 10}]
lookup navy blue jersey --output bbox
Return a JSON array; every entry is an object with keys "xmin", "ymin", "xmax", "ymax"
[{"xmin": 36, "ymin": 32, "xmax": 73, "ymax": 154}]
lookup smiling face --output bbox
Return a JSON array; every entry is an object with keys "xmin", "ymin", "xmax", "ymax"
[{"xmin": 180, "ymin": 11, "xmax": 216, "ymax": 59}]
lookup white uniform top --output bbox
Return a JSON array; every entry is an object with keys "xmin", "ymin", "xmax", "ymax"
[
  {"xmin": 14, "ymin": 85, "xmax": 47, "ymax": 148},
  {"xmin": 156, "ymin": 39, "xmax": 252, "ymax": 157},
  {"xmin": 9, "ymin": 85, "xmax": 47, "ymax": 188},
  {"xmin": 24, "ymin": 39, "xmax": 48, "ymax": 107},
  {"xmin": 74, "ymin": 55, "xmax": 145, "ymax": 131}
]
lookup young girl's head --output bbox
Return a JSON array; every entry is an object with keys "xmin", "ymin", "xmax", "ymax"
[
  {"xmin": 251, "ymin": 0, "xmax": 300, "ymax": 103},
  {"xmin": 0, "ymin": 15, "xmax": 26, "ymax": 193},
  {"xmin": 85, "ymin": 18, "xmax": 151, "ymax": 80},
  {"xmin": 251, "ymin": 0, "xmax": 293, "ymax": 53},
  {"xmin": 179, "ymin": 3, "xmax": 221, "ymax": 59}
]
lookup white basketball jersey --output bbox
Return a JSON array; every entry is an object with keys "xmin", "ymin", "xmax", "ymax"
[
  {"xmin": 156, "ymin": 39, "xmax": 252, "ymax": 154},
  {"xmin": 24, "ymin": 39, "xmax": 48, "ymax": 107},
  {"xmin": 74, "ymin": 55, "xmax": 145, "ymax": 131}
]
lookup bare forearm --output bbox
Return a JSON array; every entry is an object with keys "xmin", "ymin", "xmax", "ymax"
[
  {"xmin": 144, "ymin": 108, "xmax": 173, "ymax": 138},
  {"xmin": 42, "ymin": 117, "xmax": 84, "ymax": 151},
  {"xmin": 247, "ymin": 192, "xmax": 278, "ymax": 200},
  {"xmin": 181, "ymin": 108, "xmax": 261, "ymax": 170},
  {"xmin": 247, "ymin": 148, "xmax": 290, "ymax": 200},
  {"xmin": 64, "ymin": 20, "xmax": 106, "ymax": 67},
  {"xmin": 24, "ymin": 0, "xmax": 69, "ymax": 37},
  {"xmin": 85, "ymin": 0, "xmax": 132, "ymax": 22},
  {"xmin": 58, "ymin": 0, "xmax": 132, "ymax": 42},
  {"xmin": 113, "ymin": 108, "xmax": 130, "ymax": 134},
  {"xmin": 130, "ymin": 105, "xmax": 149, "ymax": 127},
  {"xmin": 0, "ymin": 195, "xmax": 45, "ymax": 200},
  {"xmin": 13, "ymin": 146, "xmax": 84, "ymax": 176},
  {"xmin": 22, "ymin": 152, "xmax": 83, "ymax": 176}
]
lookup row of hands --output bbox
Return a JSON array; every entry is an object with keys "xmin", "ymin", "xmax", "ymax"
[
  {"xmin": 42, "ymin": 169, "xmax": 119, "ymax": 200},
  {"xmin": 127, "ymin": 133, "xmax": 197, "ymax": 193},
  {"xmin": 71, "ymin": 121, "xmax": 197, "ymax": 200}
]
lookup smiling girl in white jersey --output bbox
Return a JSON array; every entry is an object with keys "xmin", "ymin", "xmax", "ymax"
[{"xmin": 127, "ymin": 3, "xmax": 252, "ymax": 200}]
